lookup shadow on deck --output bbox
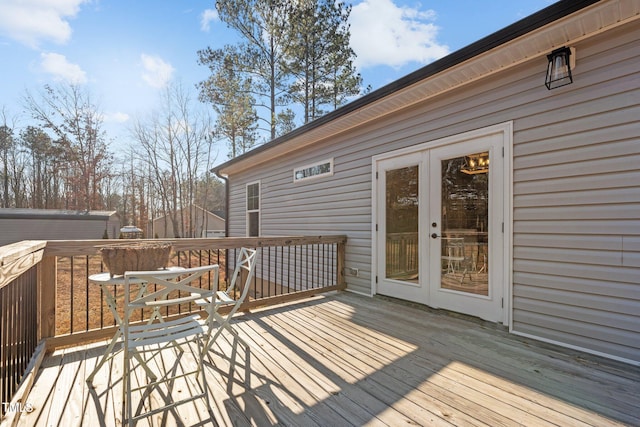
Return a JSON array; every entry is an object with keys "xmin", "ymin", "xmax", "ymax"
[{"xmin": 13, "ymin": 292, "xmax": 640, "ymax": 427}]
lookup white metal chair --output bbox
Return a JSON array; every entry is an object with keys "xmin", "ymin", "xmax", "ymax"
[
  {"xmin": 441, "ymin": 237, "xmax": 469, "ymax": 282},
  {"xmin": 195, "ymin": 248, "xmax": 258, "ymax": 349},
  {"xmin": 121, "ymin": 264, "xmax": 218, "ymax": 426}
]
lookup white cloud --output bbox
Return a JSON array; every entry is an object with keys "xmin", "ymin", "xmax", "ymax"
[
  {"xmin": 40, "ymin": 52, "xmax": 87, "ymax": 84},
  {"xmin": 350, "ymin": 0, "xmax": 450, "ymax": 69},
  {"xmin": 200, "ymin": 9, "xmax": 219, "ymax": 32},
  {"xmin": 0, "ymin": 0, "xmax": 88, "ymax": 48},
  {"xmin": 140, "ymin": 54, "xmax": 174, "ymax": 89}
]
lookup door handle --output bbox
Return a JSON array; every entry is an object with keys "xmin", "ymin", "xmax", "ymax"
[{"xmin": 431, "ymin": 233, "xmax": 440, "ymax": 239}]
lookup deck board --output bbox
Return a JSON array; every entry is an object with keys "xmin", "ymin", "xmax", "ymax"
[
  {"xmin": 281, "ymin": 299, "xmax": 554, "ymax": 427},
  {"xmin": 12, "ymin": 292, "xmax": 640, "ymax": 427}
]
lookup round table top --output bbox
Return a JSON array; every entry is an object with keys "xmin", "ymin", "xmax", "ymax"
[{"xmin": 88, "ymin": 266, "xmax": 186, "ymax": 284}]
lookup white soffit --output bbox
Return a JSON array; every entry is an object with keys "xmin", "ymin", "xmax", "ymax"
[{"xmin": 220, "ymin": 0, "xmax": 640, "ymax": 175}]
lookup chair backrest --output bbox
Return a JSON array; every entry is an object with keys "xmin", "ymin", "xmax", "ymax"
[
  {"xmin": 226, "ymin": 247, "xmax": 258, "ymax": 305},
  {"xmin": 444, "ymin": 238, "xmax": 465, "ymax": 259},
  {"xmin": 124, "ymin": 264, "xmax": 219, "ymax": 318}
]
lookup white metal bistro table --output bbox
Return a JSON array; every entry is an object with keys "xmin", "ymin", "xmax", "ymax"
[{"xmin": 86, "ymin": 266, "xmax": 186, "ymax": 384}]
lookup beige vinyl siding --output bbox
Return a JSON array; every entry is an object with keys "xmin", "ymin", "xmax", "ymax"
[{"xmin": 226, "ymin": 23, "xmax": 639, "ymax": 362}]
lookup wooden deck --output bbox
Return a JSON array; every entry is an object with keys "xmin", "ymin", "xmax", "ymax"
[{"xmin": 15, "ymin": 292, "xmax": 640, "ymax": 427}]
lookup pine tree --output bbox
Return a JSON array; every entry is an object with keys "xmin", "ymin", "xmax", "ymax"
[
  {"xmin": 197, "ymin": 46, "xmax": 258, "ymax": 158},
  {"xmin": 212, "ymin": 0, "xmax": 293, "ymax": 140},
  {"xmin": 285, "ymin": 0, "xmax": 363, "ymax": 123},
  {"xmin": 198, "ymin": 0, "xmax": 365, "ymax": 157}
]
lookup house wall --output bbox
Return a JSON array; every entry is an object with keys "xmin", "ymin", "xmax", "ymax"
[
  {"xmin": 225, "ymin": 24, "xmax": 639, "ymax": 363},
  {"xmin": 199, "ymin": 213, "xmax": 225, "ymax": 237},
  {"xmin": 151, "ymin": 208, "xmax": 225, "ymax": 238},
  {"xmin": 106, "ymin": 216, "xmax": 120, "ymax": 239},
  {"xmin": 510, "ymin": 26, "xmax": 639, "ymax": 363}
]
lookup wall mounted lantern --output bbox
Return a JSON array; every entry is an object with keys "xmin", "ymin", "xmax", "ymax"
[{"xmin": 545, "ymin": 46, "xmax": 575, "ymax": 90}]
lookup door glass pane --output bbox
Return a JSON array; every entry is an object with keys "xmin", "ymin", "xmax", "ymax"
[
  {"xmin": 386, "ymin": 166, "xmax": 419, "ymax": 282},
  {"xmin": 248, "ymin": 212, "xmax": 259, "ymax": 237},
  {"xmin": 441, "ymin": 153, "xmax": 489, "ymax": 295}
]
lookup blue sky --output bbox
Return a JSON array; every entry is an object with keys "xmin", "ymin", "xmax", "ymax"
[{"xmin": 0, "ymin": 0, "xmax": 554, "ymax": 156}]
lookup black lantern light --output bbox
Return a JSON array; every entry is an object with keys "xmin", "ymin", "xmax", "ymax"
[{"xmin": 545, "ymin": 46, "xmax": 574, "ymax": 90}]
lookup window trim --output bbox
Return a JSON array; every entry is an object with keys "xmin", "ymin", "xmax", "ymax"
[
  {"xmin": 246, "ymin": 180, "xmax": 260, "ymax": 236},
  {"xmin": 293, "ymin": 158, "xmax": 334, "ymax": 183}
]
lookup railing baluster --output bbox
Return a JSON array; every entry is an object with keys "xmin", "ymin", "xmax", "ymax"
[
  {"xmin": 268, "ymin": 246, "xmax": 272, "ymax": 296},
  {"xmin": 100, "ymin": 281, "xmax": 104, "ymax": 329},
  {"xmin": 323, "ymin": 244, "xmax": 327, "ymax": 286},
  {"xmin": 294, "ymin": 245, "xmax": 298, "ymax": 291},
  {"xmin": 70, "ymin": 256, "xmax": 74, "ymax": 333},
  {"xmin": 0, "ymin": 264, "xmax": 38, "ymax": 415},
  {"xmin": 287, "ymin": 245, "xmax": 291, "ymax": 290},
  {"xmin": 85, "ymin": 255, "xmax": 90, "ymax": 331},
  {"xmin": 277, "ymin": 246, "xmax": 282, "ymax": 296},
  {"xmin": 304, "ymin": 246, "xmax": 309, "ymax": 289}
]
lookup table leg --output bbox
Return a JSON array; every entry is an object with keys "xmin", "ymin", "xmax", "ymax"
[
  {"xmin": 86, "ymin": 328, "xmax": 123, "ymax": 384},
  {"xmin": 87, "ymin": 285, "xmax": 124, "ymax": 384}
]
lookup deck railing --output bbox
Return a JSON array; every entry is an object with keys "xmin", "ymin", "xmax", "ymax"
[
  {"xmin": 0, "ymin": 241, "xmax": 46, "ymax": 417},
  {"xmin": 0, "ymin": 235, "xmax": 346, "ymax": 420},
  {"xmin": 386, "ymin": 232, "xmax": 419, "ymax": 279}
]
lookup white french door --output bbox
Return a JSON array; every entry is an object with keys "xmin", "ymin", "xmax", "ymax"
[
  {"xmin": 375, "ymin": 130, "xmax": 506, "ymax": 322},
  {"xmin": 376, "ymin": 153, "xmax": 427, "ymax": 303}
]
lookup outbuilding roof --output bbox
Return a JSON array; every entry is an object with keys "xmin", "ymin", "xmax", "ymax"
[{"xmin": 0, "ymin": 208, "xmax": 118, "ymax": 221}]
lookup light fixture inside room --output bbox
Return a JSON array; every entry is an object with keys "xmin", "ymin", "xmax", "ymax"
[
  {"xmin": 461, "ymin": 152, "xmax": 489, "ymax": 175},
  {"xmin": 545, "ymin": 46, "xmax": 575, "ymax": 90}
]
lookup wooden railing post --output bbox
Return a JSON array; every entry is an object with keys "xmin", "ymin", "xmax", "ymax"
[
  {"xmin": 38, "ymin": 255, "xmax": 57, "ymax": 340},
  {"xmin": 336, "ymin": 238, "xmax": 346, "ymax": 290}
]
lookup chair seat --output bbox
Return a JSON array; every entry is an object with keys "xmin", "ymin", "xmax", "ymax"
[
  {"xmin": 193, "ymin": 291, "xmax": 235, "ymax": 307},
  {"xmin": 131, "ymin": 293, "xmax": 203, "ymax": 308},
  {"xmin": 127, "ymin": 314, "xmax": 205, "ymax": 349},
  {"xmin": 216, "ymin": 290, "xmax": 234, "ymax": 304}
]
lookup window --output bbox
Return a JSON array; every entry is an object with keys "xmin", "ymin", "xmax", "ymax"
[
  {"xmin": 293, "ymin": 158, "xmax": 333, "ymax": 183},
  {"xmin": 246, "ymin": 181, "xmax": 260, "ymax": 236}
]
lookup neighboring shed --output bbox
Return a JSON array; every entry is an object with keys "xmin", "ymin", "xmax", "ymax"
[
  {"xmin": 149, "ymin": 205, "xmax": 225, "ymax": 238},
  {"xmin": 0, "ymin": 208, "xmax": 120, "ymax": 246},
  {"xmin": 213, "ymin": 0, "xmax": 640, "ymax": 365}
]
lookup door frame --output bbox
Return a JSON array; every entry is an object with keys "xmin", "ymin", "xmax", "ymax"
[{"xmin": 371, "ymin": 122, "xmax": 513, "ymax": 326}]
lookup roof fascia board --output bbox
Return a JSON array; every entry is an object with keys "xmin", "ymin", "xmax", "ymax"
[{"xmin": 0, "ymin": 210, "xmax": 118, "ymax": 220}]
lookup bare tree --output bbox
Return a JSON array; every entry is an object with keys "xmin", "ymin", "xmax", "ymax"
[
  {"xmin": 23, "ymin": 84, "xmax": 113, "ymax": 211},
  {"xmin": 131, "ymin": 82, "xmax": 215, "ymax": 237},
  {"xmin": 0, "ymin": 107, "xmax": 18, "ymax": 207},
  {"xmin": 19, "ymin": 126, "xmax": 66, "ymax": 208}
]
